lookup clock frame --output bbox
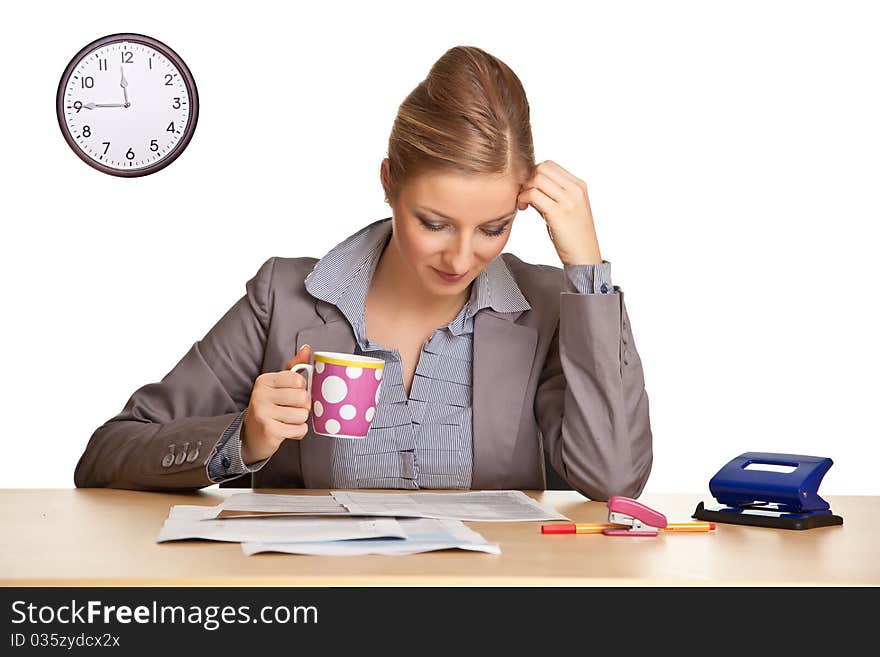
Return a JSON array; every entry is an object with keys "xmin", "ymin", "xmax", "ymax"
[{"xmin": 56, "ymin": 33, "xmax": 199, "ymax": 177}]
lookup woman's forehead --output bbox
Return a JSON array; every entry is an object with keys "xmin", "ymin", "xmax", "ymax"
[{"xmin": 405, "ymin": 171, "xmax": 520, "ymax": 219}]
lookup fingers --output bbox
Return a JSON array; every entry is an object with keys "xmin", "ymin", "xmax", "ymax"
[
  {"xmin": 283, "ymin": 356, "xmax": 309, "ymax": 371},
  {"xmin": 521, "ymin": 161, "xmax": 587, "ymax": 204},
  {"xmin": 519, "ymin": 185, "xmax": 554, "ymax": 221},
  {"xmin": 260, "ymin": 370, "xmax": 308, "ymax": 389},
  {"xmin": 529, "ymin": 171, "xmax": 566, "ymax": 203},
  {"xmin": 531, "ymin": 160, "xmax": 583, "ymax": 190},
  {"xmin": 270, "ymin": 404, "xmax": 310, "ymax": 426},
  {"xmin": 266, "ymin": 386, "xmax": 310, "ymax": 408},
  {"xmin": 269, "ymin": 417, "xmax": 309, "ymax": 440},
  {"xmin": 284, "ymin": 344, "xmax": 311, "ymax": 370},
  {"xmin": 247, "ymin": 400, "xmax": 310, "ymax": 444}
]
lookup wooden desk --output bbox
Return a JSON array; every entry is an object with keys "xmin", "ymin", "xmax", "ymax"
[{"xmin": 1, "ymin": 489, "xmax": 876, "ymax": 586}]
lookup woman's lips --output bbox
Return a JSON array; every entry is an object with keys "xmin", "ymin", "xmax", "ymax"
[{"xmin": 432, "ymin": 267, "xmax": 466, "ymax": 282}]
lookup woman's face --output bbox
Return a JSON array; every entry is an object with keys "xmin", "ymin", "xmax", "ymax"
[{"xmin": 387, "ymin": 167, "xmax": 521, "ymax": 297}]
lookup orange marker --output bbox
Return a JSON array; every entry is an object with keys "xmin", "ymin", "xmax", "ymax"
[
  {"xmin": 663, "ymin": 522, "xmax": 716, "ymax": 532},
  {"xmin": 541, "ymin": 522, "xmax": 715, "ymax": 534}
]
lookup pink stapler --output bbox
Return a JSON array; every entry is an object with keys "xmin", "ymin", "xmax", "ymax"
[{"xmin": 603, "ymin": 496, "xmax": 668, "ymax": 536}]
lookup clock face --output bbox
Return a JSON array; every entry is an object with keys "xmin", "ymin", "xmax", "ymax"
[{"xmin": 56, "ymin": 34, "xmax": 199, "ymax": 177}]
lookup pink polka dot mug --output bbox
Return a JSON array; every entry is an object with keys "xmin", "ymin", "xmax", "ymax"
[{"xmin": 290, "ymin": 351, "xmax": 385, "ymax": 439}]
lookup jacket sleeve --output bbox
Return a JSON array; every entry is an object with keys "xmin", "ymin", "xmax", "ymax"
[
  {"xmin": 206, "ymin": 409, "xmax": 271, "ymax": 483},
  {"xmin": 74, "ymin": 257, "xmax": 277, "ymax": 491},
  {"xmin": 534, "ymin": 271, "xmax": 653, "ymax": 501}
]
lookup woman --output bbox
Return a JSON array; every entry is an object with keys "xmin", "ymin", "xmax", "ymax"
[{"xmin": 74, "ymin": 46, "xmax": 653, "ymax": 500}]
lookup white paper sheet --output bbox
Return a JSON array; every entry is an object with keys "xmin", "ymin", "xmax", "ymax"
[
  {"xmin": 209, "ymin": 493, "xmax": 352, "ymax": 519},
  {"xmin": 241, "ymin": 518, "xmax": 501, "ymax": 556},
  {"xmin": 330, "ymin": 490, "xmax": 569, "ymax": 522},
  {"xmin": 156, "ymin": 504, "xmax": 404, "ymax": 543}
]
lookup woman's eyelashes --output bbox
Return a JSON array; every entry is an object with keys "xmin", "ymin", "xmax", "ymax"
[{"xmin": 417, "ymin": 216, "xmax": 510, "ymax": 237}]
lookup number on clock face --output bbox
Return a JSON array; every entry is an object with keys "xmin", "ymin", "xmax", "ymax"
[{"xmin": 61, "ymin": 41, "xmax": 192, "ymax": 171}]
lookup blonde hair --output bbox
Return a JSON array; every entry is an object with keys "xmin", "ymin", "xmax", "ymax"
[{"xmin": 382, "ymin": 45, "xmax": 536, "ymax": 204}]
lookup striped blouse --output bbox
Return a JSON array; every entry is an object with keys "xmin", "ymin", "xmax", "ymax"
[{"xmin": 206, "ymin": 217, "xmax": 613, "ymax": 487}]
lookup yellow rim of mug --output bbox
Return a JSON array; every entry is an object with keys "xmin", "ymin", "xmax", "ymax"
[{"xmin": 314, "ymin": 355, "xmax": 384, "ymax": 370}]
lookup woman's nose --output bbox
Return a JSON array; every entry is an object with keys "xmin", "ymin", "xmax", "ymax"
[{"xmin": 443, "ymin": 236, "xmax": 474, "ymax": 273}]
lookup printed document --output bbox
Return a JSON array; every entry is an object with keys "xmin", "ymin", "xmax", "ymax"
[
  {"xmin": 209, "ymin": 493, "xmax": 352, "ymax": 519},
  {"xmin": 157, "ymin": 504, "xmax": 404, "ymax": 543},
  {"xmin": 330, "ymin": 490, "xmax": 569, "ymax": 522},
  {"xmin": 241, "ymin": 518, "xmax": 501, "ymax": 556}
]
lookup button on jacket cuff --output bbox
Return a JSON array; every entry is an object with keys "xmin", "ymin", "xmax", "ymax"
[
  {"xmin": 206, "ymin": 409, "xmax": 270, "ymax": 483},
  {"xmin": 563, "ymin": 260, "xmax": 613, "ymax": 295}
]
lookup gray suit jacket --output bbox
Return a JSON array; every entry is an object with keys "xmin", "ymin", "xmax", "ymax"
[{"xmin": 74, "ymin": 252, "xmax": 653, "ymax": 500}]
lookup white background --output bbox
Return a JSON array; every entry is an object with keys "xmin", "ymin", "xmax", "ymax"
[{"xmin": 1, "ymin": 0, "xmax": 877, "ymax": 494}]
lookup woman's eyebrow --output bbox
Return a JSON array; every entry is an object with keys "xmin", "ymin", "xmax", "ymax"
[{"xmin": 418, "ymin": 207, "xmax": 516, "ymax": 225}]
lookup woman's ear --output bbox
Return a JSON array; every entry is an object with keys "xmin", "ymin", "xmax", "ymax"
[{"xmin": 380, "ymin": 158, "xmax": 392, "ymax": 200}]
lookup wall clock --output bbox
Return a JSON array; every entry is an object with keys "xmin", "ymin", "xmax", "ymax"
[{"xmin": 56, "ymin": 33, "xmax": 199, "ymax": 177}]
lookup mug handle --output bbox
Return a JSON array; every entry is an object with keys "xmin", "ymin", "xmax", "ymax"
[{"xmin": 290, "ymin": 363, "xmax": 313, "ymax": 394}]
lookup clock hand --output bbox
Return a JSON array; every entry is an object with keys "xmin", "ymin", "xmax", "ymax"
[
  {"xmin": 84, "ymin": 102, "xmax": 126, "ymax": 109},
  {"xmin": 120, "ymin": 66, "xmax": 130, "ymax": 107}
]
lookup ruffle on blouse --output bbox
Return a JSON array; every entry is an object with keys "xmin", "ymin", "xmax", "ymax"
[{"xmin": 330, "ymin": 324, "xmax": 475, "ymax": 490}]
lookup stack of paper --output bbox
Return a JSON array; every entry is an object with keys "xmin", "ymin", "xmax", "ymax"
[
  {"xmin": 156, "ymin": 504, "xmax": 405, "ymax": 543},
  {"xmin": 331, "ymin": 491, "xmax": 569, "ymax": 522},
  {"xmin": 157, "ymin": 490, "xmax": 568, "ymax": 556},
  {"xmin": 242, "ymin": 518, "xmax": 500, "ymax": 556},
  {"xmin": 211, "ymin": 493, "xmax": 352, "ymax": 519}
]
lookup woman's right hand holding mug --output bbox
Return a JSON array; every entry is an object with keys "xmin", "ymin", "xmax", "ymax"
[{"xmin": 240, "ymin": 344, "xmax": 312, "ymax": 464}]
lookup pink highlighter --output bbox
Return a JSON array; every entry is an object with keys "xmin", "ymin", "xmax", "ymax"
[{"xmin": 603, "ymin": 496, "xmax": 668, "ymax": 536}]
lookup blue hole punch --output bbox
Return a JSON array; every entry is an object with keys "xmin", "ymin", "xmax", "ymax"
[{"xmin": 693, "ymin": 452, "xmax": 844, "ymax": 530}]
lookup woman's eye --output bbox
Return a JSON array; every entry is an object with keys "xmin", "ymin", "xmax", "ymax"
[
  {"xmin": 482, "ymin": 225, "xmax": 508, "ymax": 237},
  {"xmin": 419, "ymin": 219, "xmax": 445, "ymax": 232},
  {"xmin": 418, "ymin": 217, "xmax": 509, "ymax": 237}
]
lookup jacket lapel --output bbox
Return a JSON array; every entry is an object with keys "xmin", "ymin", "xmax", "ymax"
[
  {"xmin": 471, "ymin": 309, "xmax": 538, "ymax": 488},
  {"xmin": 295, "ymin": 300, "xmax": 354, "ymax": 488}
]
